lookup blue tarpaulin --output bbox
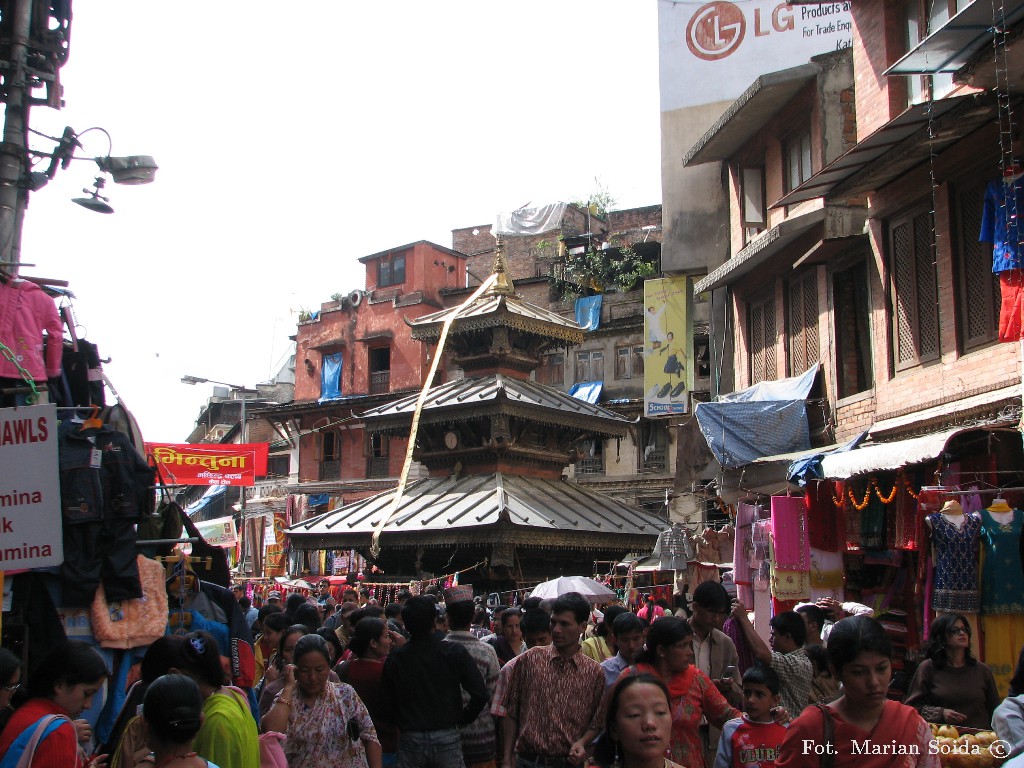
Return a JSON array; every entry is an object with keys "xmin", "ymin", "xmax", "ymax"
[
  {"xmin": 695, "ymin": 365, "xmax": 819, "ymax": 469},
  {"xmin": 307, "ymin": 494, "xmax": 330, "ymax": 507},
  {"xmin": 568, "ymin": 381, "xmax": 603, "ymax": 404},
  {"xmin": 186, "ymin": 484, "xmax": 226, "ymax": 517},
  {"xmin": 320, "ymin": 352, "xmax": 343, "ymax": 401},
  {"xmin": 574, "ymin": 295, "xmax": 603, "ymax": 331}
]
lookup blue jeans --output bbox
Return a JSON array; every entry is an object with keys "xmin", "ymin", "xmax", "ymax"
[{"xmin": 397, "ymin": 729, "xmax": 466, "ymax": 768}]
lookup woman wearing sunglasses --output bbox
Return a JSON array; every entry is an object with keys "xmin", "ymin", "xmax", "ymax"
[{"xmin": 904, "ymin": 613, "xmax": 1000, "ymax": 730}]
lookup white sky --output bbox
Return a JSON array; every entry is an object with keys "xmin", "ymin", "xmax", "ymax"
[{"xmin": 18, "ymin": 2, "xmax": 662, "ymax": 442}]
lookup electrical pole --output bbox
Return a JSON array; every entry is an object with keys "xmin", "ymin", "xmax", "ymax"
[{"xmin": 0, "ymin": 0, "xmax": 34, "ymax": 276}]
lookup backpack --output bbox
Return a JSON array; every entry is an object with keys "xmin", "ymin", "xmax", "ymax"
[{"xmin": 0, "ymin": 714, "xmax": 74, "ymax": 768}]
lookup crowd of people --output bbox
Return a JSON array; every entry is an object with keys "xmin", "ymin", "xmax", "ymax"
[{"xmin": 1, "ymin": 578, "xmax": 1023, "ymax": 768}]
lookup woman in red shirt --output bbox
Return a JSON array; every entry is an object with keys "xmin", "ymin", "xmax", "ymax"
[
  {"xmin": 337, "ymin": 617, "xmax": 398, "ymax": 766},
  {"xmin": 0, "ymin": 640, "xmax": 108, "ymax": 768}
]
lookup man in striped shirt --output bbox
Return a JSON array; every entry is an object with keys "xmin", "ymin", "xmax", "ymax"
[{"xmin": 502, "ymin": 592, "xmax": 606, "ymax": 768}]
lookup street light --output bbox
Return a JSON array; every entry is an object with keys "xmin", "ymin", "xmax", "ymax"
[
  {"xmin": 181, "ymin": 374, "xmax": 255, "ymax": 575},
  {"xmin": 0, "ymin": 0, "xmax": 158, "ymax": 276}
]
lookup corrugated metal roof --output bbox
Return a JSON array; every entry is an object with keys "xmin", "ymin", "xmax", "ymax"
[
  {"xmin": 407, "ymin": 294, "xmax": 584, "ymax": 343},
  {"xmin": 287, "ymin": 472, "xmax": 666, "ymax": 541},
  {"xmin": 359, "ymin": 373, "xmax": 631, "ymax": 430}
]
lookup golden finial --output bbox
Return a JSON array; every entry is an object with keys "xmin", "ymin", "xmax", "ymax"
[{"xmin": 490, "ymin": 235, "xmax": 515, "ymax": 296}]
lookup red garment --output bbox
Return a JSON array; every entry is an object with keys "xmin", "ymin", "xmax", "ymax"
[
  {"xmin": 999, "ymin": 268, "xmax": 1024, "ymax": 342},
  {"xmin": 776, "ymin": 699, "xmax": 939, "ymax": 768},
  {"xmin": 0, "ymin": 279, "xmax": 63, "ymax": 380},
  {"xmin": 631, "ymin": 662, "xmax": 738, "ymax": 768},
  {"xmin": 0, "ymin": 698, "xmax": 82, "ymax": 768},
  {"xmin": 342, "ymin": 658, "xmax": 398, "ymax": 753},
  {"xmin": 807, "ymin": 482, "xmax": 839, "ymax": 552}
]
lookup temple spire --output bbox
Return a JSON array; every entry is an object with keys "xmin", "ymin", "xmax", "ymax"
[{"xmin": 489, "ymin": 235, "xmax": 515, "ymax": 296}]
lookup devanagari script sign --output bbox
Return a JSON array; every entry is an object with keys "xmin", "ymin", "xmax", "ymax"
[{"xmin": 146, "ymin": 442, "xmax": 268, "ymax": 486}]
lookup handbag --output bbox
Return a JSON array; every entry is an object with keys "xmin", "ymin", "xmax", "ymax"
[
  {"xmin": 259, "ymin": 731, "xmax": 288, "ymax": 768},
  {"xmin": 815, "ymin": 703, "xmax": 835, "ymax": 768},
  {"xmin": 0, "ymin": 714, "xmax": 73, "ymax": 768}
]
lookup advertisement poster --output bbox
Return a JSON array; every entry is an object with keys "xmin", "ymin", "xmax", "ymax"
[
  {"xmin": 146, "ymin": 442, "xmax": 269, "ymax": 486},
  {"xmin": 644, "ymin": 276, "xmax": 691, "ymax": 417},
  {"xmin": 265, "ymin": 510, "xmax": 288, "ymax": 576},
  {"xmin": 193, "ymin": 515, "xmax": 238, "ymax": 549},
  {"xmin": 0, "ymin": 403, "xmax": 63, "ymax": 569},
  {"xmin": 659, "ymin": 0, "xmax": 852, "ymax": 113}
]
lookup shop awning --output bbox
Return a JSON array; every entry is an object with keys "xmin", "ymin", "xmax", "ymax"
[
  {"xmin": 683, "ymin": 63, "xmax": 818, "ymax": 166},
  {"xmin": 693, "ymin": 209, "xmax": 825, "ymax": 294},
  {"xmin": 819, "ymin": 427, "xmax": 964, "ymax": 479},
  {"xmin": 885, "ymin": 0, "xmax": 1024, "ymax": 75},
  {"xmin": 774, "ymin": 94, "xmax": 996, "ymax": 207}
]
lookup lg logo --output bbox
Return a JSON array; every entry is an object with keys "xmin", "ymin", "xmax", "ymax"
[
  {"xmin": 686, "ymin": 2, "xmax": 746, "ymax": 61},
  {"xmin": 686, "ymin": 2, "xmax": 797, "ymax": 61}
]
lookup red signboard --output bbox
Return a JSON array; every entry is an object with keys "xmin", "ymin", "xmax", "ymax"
[{"xmin": 146, "ymin": 442, "xmax": 269, "ymax": 486}]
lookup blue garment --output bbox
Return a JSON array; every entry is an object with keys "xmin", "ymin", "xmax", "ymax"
[
  {"xmin": 981, "ymin": 178, "xmax": 1024, "ymax": 272},
  {"xmin": 980, "ymin": 509, "xmax": 1024, "ymax": 614},
  {"xmin": 600, "ymin": 653, "xmax": 630, "ymax": 688},
  {"xmin": 928, "ymin": 512, "xmax": 981, "ymax": 613}
]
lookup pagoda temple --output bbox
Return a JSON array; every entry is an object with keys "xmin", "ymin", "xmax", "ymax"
[{"xmin": 286, "ymin": 242, "xmax": 665, "ymax": 591}]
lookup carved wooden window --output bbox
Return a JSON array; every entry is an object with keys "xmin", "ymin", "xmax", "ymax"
[
  {"xmin": 788, "ymin": 269, "xmax": 819, "ymax": 376},
  {"xmin": 954, "ymin": 180, "xmax": 999, "ymax": 350},
  {"xmin": 889, "ymin": 207, "xmax": 939, "ymax": 371},
  {"xmin": 749, "ymin": 292, "xmax": 777, "ymax": 384}
]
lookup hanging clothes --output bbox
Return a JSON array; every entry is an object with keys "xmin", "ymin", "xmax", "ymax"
[
  {"xmin": 0, "ymin": 278, "xmax": 63, "ymax": 382},
  {"xmin": 58, "ymin": 420, "xmax": 155, "ymax": 607},
  {"xmin": 806, "ymin": 481, "xmax": 839, "ymax": 552},
  {"xmin": 927, "ymin": 510, "xmax": 981, "ymax": 614},
  {"xmin": 980, "ymin": 508, "xmax": 1024, "ymax": 614},
  {"xmin": 769, "ymin": 496, "xmax": 811, "ymax": 602},
  {"xmin": 734, "ymin": 503, "xmax": 756, "ymax": 607}
]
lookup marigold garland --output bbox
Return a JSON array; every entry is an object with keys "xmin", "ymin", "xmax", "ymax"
[
  {"xmin": 874, "ymin": 479, "xmax": 898, "ymax": 505},
  {"xmin": 848, "ymin": 482, "xmax": 872, "ymax": 511},
  {"xmin": 901, "ymin": 473, "xmax": 920, "ymax": 500}
]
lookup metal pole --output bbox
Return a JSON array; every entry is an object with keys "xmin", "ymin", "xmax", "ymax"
[
  {"xmin": 239, "ymin": 390, "xmax": 248, "ymax": 575},
  {"xmin": 0, "ymin": 0, "xmax": 32, "ymax": 275}
]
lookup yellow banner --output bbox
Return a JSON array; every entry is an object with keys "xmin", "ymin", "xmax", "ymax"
[{"xmin": 644, "ymin": 276, "xmax": 691, "ymax": 417}]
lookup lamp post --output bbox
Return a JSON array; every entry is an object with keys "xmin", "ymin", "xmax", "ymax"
[
  {"xmin": 0, "ymin": 0, "xmax": 158, "ymax": 276},
  {"xmin": 181, "ymin": 375, "xmax": 255, "ymax": 575}
]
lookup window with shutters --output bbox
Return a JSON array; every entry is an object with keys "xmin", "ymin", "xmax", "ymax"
[
  {"xmin": 784, "ymin": 131, "xmax": 813, "ymax": 192},
  {"xmin": 615, "ymin": 345, "xmax": 645, "ymax": 379},
  {"xmin": 889, "ymin": 207, "xmax": 940, "ymax": 371},
  {"xmin": 954, "ymin": 180, "xmax": 999, "ymax": 350},
  {"xmin": 575, "ymin": 350, "xmax": 604, "ymax": 383},
  {"xmin": 833, "ymin": 259, "xmax": 874, "ymax": 398},
  {"xmin": 741, "ymin": 167, "xmax": 766, "ymax": 243},
  {"xmin": 788, "ymin": 270, "xmax": 819, "ymax": 376},
  {"xmin": 749, "ymin": 292, "xmax": 777, "ymax": 384},
  {"xmin": 537, "ymin": 353, "xmax": 564, "ymax": 386}
]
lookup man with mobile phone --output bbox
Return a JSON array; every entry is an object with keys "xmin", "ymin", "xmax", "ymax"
[{"xmin": 689, "ymin": 581, "xmax": 743, "ymax": 767}]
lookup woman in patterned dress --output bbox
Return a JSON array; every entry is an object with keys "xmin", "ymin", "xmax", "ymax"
[
  {"xmin": 261, "ymin": 634, "xmax": 381, "ymax": 768},
  {"xmin": 630, "ymin": 617, "xmax": 739, "ymax": 768}
]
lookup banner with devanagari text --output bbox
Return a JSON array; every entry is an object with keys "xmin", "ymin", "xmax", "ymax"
[{"xmin": 146, "ymin": 442, "xmax": 269, "ymax": 486}]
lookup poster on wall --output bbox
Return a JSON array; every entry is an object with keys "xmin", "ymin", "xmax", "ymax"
[
  {"xmin": 0, "ymin": 403, "xmax": 63, "ymax": 569},
  {"xmin": 644, "ymin": 276, "xmax": 691, "ymax": 417},
  {"xmin": 659, "ymin": 0, "xmax": 852, "ymax": 113}
]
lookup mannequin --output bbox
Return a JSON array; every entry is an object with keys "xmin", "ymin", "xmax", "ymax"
[{"xmin": 986, "ymin": 495, "xmax": 1013, "ymax": 524}]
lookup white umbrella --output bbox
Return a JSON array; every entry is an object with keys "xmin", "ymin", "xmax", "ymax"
[{"xmin": 530, "ymin": 576, "xmax": 616, "ymax": 604}]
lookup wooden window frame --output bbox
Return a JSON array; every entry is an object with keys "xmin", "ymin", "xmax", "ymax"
[
  {"xmin": 953, "ymin": 179, "xmax": 999, "ymax": 351},
  {"xmin": 787, "ymin": 269, "xmax": 819, "ymax": 376},
  {"xmin": 748, "ymin": 291, "xmax": 777, "ymax": 385},
  {"xmin": 784, "ymin": 131, "xmax": 813, "ymax": 193},
  {"xmin": 575, "ymin": 349, "xmax": 605, "ymax": 383},
  {"xmin": 377, "ymin": 253, "xmax": 406, "ymax": 288},
  {"xmin": 888, "ymin": 205, "xmax": 940, "ymax": 372}
]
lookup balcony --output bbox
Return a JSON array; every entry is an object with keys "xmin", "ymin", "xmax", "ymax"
[
  {"xmin": 576, "ymin": 455, "xmax": 605, "ymax": 475},
  {"xmin": 319, "ymin": 460, "xmax": 341, "ymax": 480},
  {"xmin": 369, "ymin": 370, "xmax": 390, "ymax": 395},
  {"xmin": 367, "ymin": 457, "xmax": 389, "ymax": 478},
  {"xmin": 642, "ymin": 449, "xmax": 667, "ymax": 473}
]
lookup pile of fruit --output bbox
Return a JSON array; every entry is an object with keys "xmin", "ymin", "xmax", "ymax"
[{"xmin": 929, "ymin": 725, "xmax": 1005, "ymax": 767}]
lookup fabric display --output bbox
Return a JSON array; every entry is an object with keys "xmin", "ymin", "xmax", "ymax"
[
  {"xmin": 769, "ymin": 495, "xmax": 810, "ymax": 602},
  {"xmin": 0, "ymin": 278, "xmax": 63, "ymax": 382},
  {"xmin": 650, "ymin": 524, "xmax": 694, "ymax": 570},
  {"xmin": 980, "ymin": 506, "xmax": 1024, "ymax": 614},
  {"xmin": 809, "ymin": 547, "xmax": 844, "ymax": 601},
  {"xmin": 806, "ymin": 481, "xmax": 839, "ymax": 552},
  {"xmin": 926, "ymin": 506, "xmax": 981, "ymax": 613},
  {"xmin": 57, "ymin": 419, "xmax": 155, "ymax": 607},
  {"xmin": 981, "ymin": 175, "xmax": 1024, "ymax": 340},
  {"xmin": 734, "ymin": 503, "xmax": 757, "ymax": 607}
]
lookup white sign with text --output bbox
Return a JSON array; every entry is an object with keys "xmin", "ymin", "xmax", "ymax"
[{"xmin": 0, "ymin": 403, "xmax": 63, "ymax": 568}]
